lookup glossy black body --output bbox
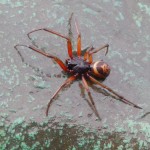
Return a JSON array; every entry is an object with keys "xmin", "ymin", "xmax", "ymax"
[{"xmin": 66, "ymin": 57, "xmax": 91, "ymax": 74}]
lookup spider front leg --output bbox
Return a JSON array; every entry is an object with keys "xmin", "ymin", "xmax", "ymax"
[
  {"xmin": 90, "ymin": 44, "xmax": 109, "ymax": 56},
  {"xmin": 84, "ymin": 44, "xmax": 109, "ymax": 64},
  {"xmin": 46, "ymin": 74, "xmax": 78, "ymax": 116},
  {"xmin": 82, "ymin": 75, "xmax": 101, "ymax": 120},
  {"xmin": 87, "ymin": 74, "xmax": 142, "ymax": 109},
  {"xmin": 14, "ymin": 45, "xmax": 68, "ymax": 72},
  {"xmin": 84, "ymin": 46, "xmax": 94, "ymax": 64},
  {"xmin": 68, "ymin": 13, "xmax": 74, "ymax": 42},
  {"xmin": 75, "ymin": 18, "xmax": 81, "ymax": 57},
  {"xmin": 27, "ymin": 28, "xmax": 73, "ymax": 59}
]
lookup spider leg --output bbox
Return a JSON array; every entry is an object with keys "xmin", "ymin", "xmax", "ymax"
[
  {"xmin": 68, "ymin": 13, "xmax": 74, "ymax": 41},
  {"xmin": 90, "ymin": 44, "xmax": 109, "ymax": 56},
  {"xmin": 84, "ymin": 44, "xmax": 109, "ymax": 63},
  {"xmin": 87, "ymin": 74, "xmax": 142, "ymax": 109},
  {"xmin": 14, "ymin": 45, "xmax": 68, "ymax": 72},
  {"xmin": 75, "ymin": 18, "xmax": 81, "ymax": 57},
  {"xmin": 27, "ymin": 28, "xmax": 73, "ymax": 59},
  {"xmin": 85, "ymin": 52, "xmax": 93, "ymax": 64},
  {"xmin": 46, "ymin": 74, "xmax": 78, "ymax": 116},
  {"xmin": 84, "ymin": 46, "xmax": 94, "ymax": 62},
  {"xmin": 82, "ymin": 75, "xmax": 101, "ymax": 120}
]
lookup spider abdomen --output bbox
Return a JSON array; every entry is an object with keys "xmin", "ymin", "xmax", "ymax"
[{"xmin": 90, "ymin": 60, "xmax": 110, "ymax": 79}]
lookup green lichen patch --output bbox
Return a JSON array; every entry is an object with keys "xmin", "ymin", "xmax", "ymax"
[
  {"xmin": 138, "ymin": 2, "xmax": 150, "ymax": 16},
  {"xmin": 133, "ymin": 14, "xmax": 142, "ymax": 28},
  {"xmin": 0, "ymin": 116, "xmax": 150, "ymax": 150}
]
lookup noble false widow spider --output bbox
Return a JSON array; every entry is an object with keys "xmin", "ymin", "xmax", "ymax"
[{"xmin": 14, "ymin": 14, "xmax": 142, "ymax": 120}]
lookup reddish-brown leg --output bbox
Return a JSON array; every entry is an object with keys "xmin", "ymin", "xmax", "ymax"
[
  {"xmin": 90, "ymin": 44, "xmax": 109, "ymax": 56},
  {"xmin": 84, "ymin": 44, "xmax": 109, "ymax": 64},
  {"xmin": 75, "ymin": 18, "xmax": 81, "ymax": 57},
  {"xmin": 68, "ymin": 13, "xmax": 74, "ymax": 41},
  {"xmin": 83, "ymin": 46, "xmax": 94, "ymax": 64},
  {"xmin": 27, "ymin": 28, "xmax": 73, "ymax": 59},
  {"xmin": 46, "ymin": 74, "xmax": 78, "ymax": 116},
  {"xmin": 82, "ymin": 75, "xmax": 101, "ymax": 120},
  {"xmin": 14, "ymin": 45, "xmax": 68, "ymax": 72},
  {"xmin": 87, "ymin": 74, "xmax": 142, "ymax": 109}
]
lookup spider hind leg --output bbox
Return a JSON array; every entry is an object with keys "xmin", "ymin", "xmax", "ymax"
[
  {"xmin": 82, "ymin": 75, "xmax": 101, "ymax": 120},
  {"xmin": 87, "ymin": 74, "xmax": 142, "ymax": 109}
]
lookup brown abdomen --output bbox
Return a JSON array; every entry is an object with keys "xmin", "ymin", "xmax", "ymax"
[{"xmin": 91, "ymin": 61, "xmax": 110, "ymax": 79}]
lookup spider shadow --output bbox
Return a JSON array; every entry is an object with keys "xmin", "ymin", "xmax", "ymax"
[{"xmin": 79, "ymin": 78, "xmax": 119, "ymax": 105}]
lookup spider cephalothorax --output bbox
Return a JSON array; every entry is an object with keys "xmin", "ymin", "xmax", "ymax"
[
  {"xmin": 66, "ymin": 57, "xmax": 90, "ymax": 74},
  {"xmin": 14, "ymin": 14, "xmax": 142, "ymax": 120}
]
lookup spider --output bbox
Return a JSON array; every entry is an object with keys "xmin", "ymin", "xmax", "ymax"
[{"xmin": 14, "ymin": 14, "xmax": 142, "ymax": 120}]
